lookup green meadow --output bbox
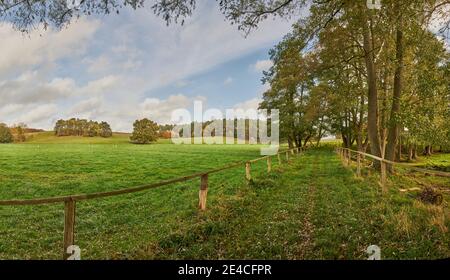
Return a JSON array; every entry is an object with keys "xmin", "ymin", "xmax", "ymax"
[{"xmin": 0, "ymin": 133, "xmax": 449, "ymax": 259}]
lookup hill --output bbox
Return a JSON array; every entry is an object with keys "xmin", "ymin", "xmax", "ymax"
[{"xmin": 23, "ymin": 131, "xmax": 133, "ymax": 144}]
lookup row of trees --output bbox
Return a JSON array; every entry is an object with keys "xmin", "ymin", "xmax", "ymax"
[
  {"xmin": 54, "ymin": 118, "xmax": 113, "ymax": 138},
  {"xmin": 257, "ymin": 1, "xmax": 449, "ymax": 166},
  {"xmin": 134, "ymin": 119, "xmax": 275, "ymax": 144}
]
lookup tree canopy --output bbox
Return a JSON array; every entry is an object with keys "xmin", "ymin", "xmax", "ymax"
[
  {"xmin": 130, "ymin": 118, "xmax": 159, "ymax": 144},
  {"xmin": 54, "ymin": 118, "xmax": 113, "ymax": 138}
]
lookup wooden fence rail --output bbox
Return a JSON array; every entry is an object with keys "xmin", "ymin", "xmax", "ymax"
[
  {"xmin": 0, "ymin": 146, "xmax": 304, "ymax": 259},
  {"xmin": 336, "ymin": 147, "xmax": 450, "ymax": 193}
]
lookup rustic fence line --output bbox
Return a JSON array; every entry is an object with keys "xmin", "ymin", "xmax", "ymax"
[
  {"xmin": 0, "ymin": 146, "xmax": 304, "ymax": 259},
  {"xmin": 336, "ymin": 147, "xmax": 450, "ymax": 193}
]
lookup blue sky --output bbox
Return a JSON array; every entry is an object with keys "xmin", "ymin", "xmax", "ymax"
[{"xmin": 0, "ymin": 1, "xmax": 293, "ymax": 131}]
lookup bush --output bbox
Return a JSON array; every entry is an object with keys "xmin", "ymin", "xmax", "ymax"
[
  {"xmin": 0, "ymin": 123, "xmax": 13, "ymax": 143},
  {"xmin": 159, "ymin": 130, "xmax": 172, "ymax": 139},
  {"xmin": 130, "ymin": 118, "xmax": 159, "ymax": 144}
]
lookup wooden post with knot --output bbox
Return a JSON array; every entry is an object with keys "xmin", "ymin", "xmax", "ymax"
[{"xmin": 63, "ymin": 199, "xmax": 76, "ymax": 260}]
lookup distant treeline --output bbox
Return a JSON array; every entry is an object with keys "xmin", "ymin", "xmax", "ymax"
[
  {"xmin": 159, "ymin": 119, "xmax": 271, "ymax": 140},
  {"xmin": 54, "ymin": 118, "xmax": 112, "ymax": 138}
]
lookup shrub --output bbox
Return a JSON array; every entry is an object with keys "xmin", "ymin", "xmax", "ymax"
[
  {"xmin": 159, "ymin": 130, "xmax": 172, "ymax": 139},
  {"xmin": 0, "ymin": 123, "xmax": 13, "ymax": 143}
]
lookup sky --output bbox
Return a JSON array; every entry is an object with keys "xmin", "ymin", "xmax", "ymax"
[{"xmin": 0, "ymin": 1, "xmax": 294, "ymax": 132}]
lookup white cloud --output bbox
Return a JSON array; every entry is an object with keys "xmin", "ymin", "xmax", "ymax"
[
  {"xmin": 18, "ymin": 104, "xmax": 58, "ymax": 125},
  {"xmin": 111, "ymin": 3, "xmax": 293, "ymax": 92},
  {"xmin": 233, "ymin": 98, "xmax": 262, "ymax": 111},
  {"xmin": 78, "ymin": 75, "xmax": 122, "ymax": 95},
  {"xmin": 0, "ymin": 18, "xmax": 100, "ymax": 78},
  {"xmin": 251, "ymin": 59, "xmax": 273, "ymax": 73},
  {"xmin": 0, "ymin": 72, "xmax": 75, "ymax": 105},
  {"xmin": 84, "ymin": 55, "xmax": 112, "ymax": 74},
  {"xmin": 224, "ymin": 77, "xmax": 233, "ymax": 85},
  {"xmin": 139, "ymin": 94, "xmax": 200, "ymax": 124},
  {"xmin": 69, "ymin": 97, "xmax": 103, "ymax": 116}
]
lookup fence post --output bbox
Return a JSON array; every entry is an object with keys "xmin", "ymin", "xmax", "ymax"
[
  {"xmin": 291, "ymin": 149, "xmax": 295, "ymax": 155},
  {"xmin": 286, "ymin": 151, "xmax": 289, "ymax": 162},
  {"xmin": 380, "ymin": 160, "xmax": 387, "ymax": 193},
  {"xmin": 347, "ymin": 150, "xmax": 351, "ymax": 166},
  {"xmin": 357, "ymin": 153, "xmax": 361, "ymax": 177},
  {"xmin": 199, "ymin": 174, "xmax": 208, "ymax": 210},
  {"xmin": 63, "ymin": 199, "xmax": 76, "ymax": 260},
  {"xmin": 267, "ymin": 156, "xmax": 272, "ymax": 173},
  {"xmin": 277, "ymin": 153, "xmax": 282, "ymax": 165},
  {"xmin": 245, "ymin": 162, "xmax": 251, "ymax": 181}
]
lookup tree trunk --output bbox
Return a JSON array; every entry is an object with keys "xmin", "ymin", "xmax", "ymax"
[
  {"xmin": 362, "ymin": 16, "xmax": 382, "ymax": 165},
  {"xmin": 408, "ymin": 144, "xmax": 413, "ymax": 161},
  {"xmin": 386, "ymin": 8, "xmax": 404, "ymax": 172},
  {"xmin": 288, "ymin": 136, "xmax": 294, "ymax": 149},
  {"xmin": 396, "ymin": 135, "xmax": 402, "ymax": 162},
  {"xmin": 424, "ymin": 145, "xmax": 432, "ymax": 156}
]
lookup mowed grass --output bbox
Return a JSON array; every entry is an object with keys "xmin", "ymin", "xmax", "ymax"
[
  {"xmin": 0, "ymin": 136, "xmax": 449, "ymax": 259},
  {"xmin": 0, "ymin": 135, "xmax": 272, "ymax": 259},
  {"xmin": 24, "ymin": 131, "xmax": 134, "ymax": 144}
]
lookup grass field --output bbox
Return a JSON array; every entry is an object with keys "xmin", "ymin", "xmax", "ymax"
[
  {"xmin": 24, "ymin": 131, "xmax": 134, "ymax": 144},
  {"xmin": 0, "ymin": 134, "xmax": 449, "ymax": 259},
  {"xmin": 411, "ymin": 153, "xmax": 450, "ymax": 173}
]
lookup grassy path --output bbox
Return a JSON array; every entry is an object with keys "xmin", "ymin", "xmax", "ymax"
[
  {"xmin": 294, "ymin": 153, "xmax": 317, "ymax": 259},
  {"xmin": 136, "ymin": 148, "xmax": 449, "ymax": 260}
]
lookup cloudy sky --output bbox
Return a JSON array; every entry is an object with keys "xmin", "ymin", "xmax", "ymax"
[{"xmin": 0, "ymin": 1, "xmax": 294, "ymax": 132}]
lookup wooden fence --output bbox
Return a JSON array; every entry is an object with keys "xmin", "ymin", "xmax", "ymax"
[
  {"xmin": 336, "ymin": 147, "xmax": 450, "ymax": 193},
  {"xmin": 0, "ymin": 147, "xmax": 304, "ymax": 259}
]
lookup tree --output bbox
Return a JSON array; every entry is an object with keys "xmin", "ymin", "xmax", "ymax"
[
  {"xmin": 14, "ymin": 123, "xmax": 27, "ymax": 142},
  {"xmin": 99, "ymin": 122, "xmax": 113, "ymax": 138},
  {"xmin": 130, "ymin": 118, "xmax": 159, "ymax": 144},
  {"xmin": 0, "ymin": 123, "xmax": 13, "ymax": 143}
]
